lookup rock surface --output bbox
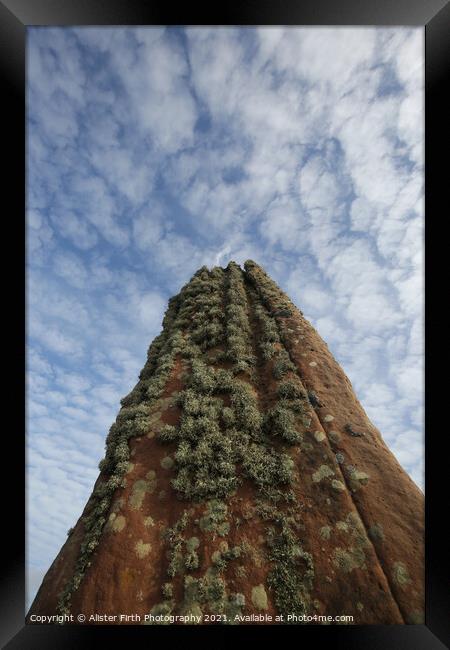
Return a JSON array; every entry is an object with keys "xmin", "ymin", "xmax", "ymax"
[{"xmin": 27, "ymin": 261, "xmax": 424, "ymax": 625}]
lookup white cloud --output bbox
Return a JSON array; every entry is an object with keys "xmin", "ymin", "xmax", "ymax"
[
  {"xmin": 29, "ymin": 318, "xmax": 84, "ymax": 358},
  {"xmin": 52, "ymin": 251, "xmax": 89, "ymax": 289},
  {"xmin": 65, "ymin": 174, "xmax": 130, "ymax": 247},
  {"xmin": 26, "ymin": 566, "xmax": 47, "ymax": 611},
  {"xmin": 27, "ymin": 209, "xmax": 54, "ymax": 264},
  {"xmin": 132, "ymin": 206, "xmax": 165, "ymax": 251},
  {"xmin": 26, "ymin": 26, "xmax": 424, "ymax": 609},
  {"xmin": 49, "ymin": 210, "xmax": 98, "ymax": 250},
  {"xmin": 299, "ymin": 157, "xmax": 342, "ymax": 213},
  {"xmin": 138, "ymin": 292, "xmax": 166, "ymax": 330}
]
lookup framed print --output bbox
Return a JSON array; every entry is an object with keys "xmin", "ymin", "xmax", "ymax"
[{"xmin": 1, "ymin": 0, "xmax": 448, "ymax": 648}]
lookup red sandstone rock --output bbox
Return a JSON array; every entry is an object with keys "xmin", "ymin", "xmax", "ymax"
[{"xmin": 27, "ymin": 261, "xmax": 424, "ymax": 626}]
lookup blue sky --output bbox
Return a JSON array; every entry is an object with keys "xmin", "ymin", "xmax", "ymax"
[{"xmin": 26, "ymin": 26, "xmax": 424, "ymax": 609}]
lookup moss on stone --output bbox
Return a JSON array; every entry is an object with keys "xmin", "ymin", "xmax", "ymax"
[
  {"xmin": 235, "ymin": 565, "xmax": 247, "ymax": 578},
  {"xmin": 185, "ymin": 550, "xmax": 200, "ymax": 571},
  {"xmin": 273, "ymin": 354, "xmax": 296, "ymax": 379},
  {"xmin": 242, "ymin": 444, "xmax": 294, "ymax": 491},
  {"xmin": 186, "ymin": 536, "xmax": 200, "ymax": 552},
  {"xmin": 332, "ymin": 546, "xmax": 366, "ymax": 573},
  {"xmin": 199, "ymin": 500, "xmax": 230, "ymax": 536},
  {"xmin": 157, "ymin": 424, "xmax": 179, "ymax": 443},
  {"xmin": 146, "ymin": 601, "xmax": 174, "ymax": 624},
  {"xmin": 264, "ymin": 404, "xmax": 303, "ymax": 445},
  {"xmin": 257, "ymin": 503, "xmax": 314, "ymax": 620},
  {"xmin": 277, "ymin": 381, "xmax": 305, "ymax": 401}
]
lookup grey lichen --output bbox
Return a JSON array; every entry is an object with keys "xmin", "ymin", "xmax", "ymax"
[
  {"xmin": 332, "ymin": 547, "xmax": 366, "ymax": 573},
  {"xmin": 160, "ymin": 456, "xmax": 174, "ymax": 470},
  {"xmin": 328, "ymin": 431, "xmax": 341, "ymax": 443},
  {"xmin": 312, "ymin": 465, "xmax": 335, "ymax": 483},
  {"xmin": 331, "ymin": 480, "xmax": 346, "ymax": 492},
  {"xmin": 129, "ymin": 473, "xmax": 157, "ymax": 510},
  {"xmin": 135, "ymin": 539, "xmax": 151, "ymax": 559},
  {"xmin": 392, "ymin": 562, "xmax": 411, "ymax": 587},
  {"xmin": 251, "ymin": 584, "xmax": 268, "ymax": 610}
]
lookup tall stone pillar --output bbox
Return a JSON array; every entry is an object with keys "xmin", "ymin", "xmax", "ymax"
[{"xmin": 28, "ymin": 261, "xmax": 424, "ymax": 625}]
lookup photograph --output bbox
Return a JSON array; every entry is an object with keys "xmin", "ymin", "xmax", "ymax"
[{"xmin": 25, "ymin": 25, "xmax": 425, "ymax": 627}]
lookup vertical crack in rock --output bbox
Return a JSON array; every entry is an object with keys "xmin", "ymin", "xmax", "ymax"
[
  {"xmin": 243, "ymin": 260, "xmax": 423, "ymax": 624},
  {"xmin": 247, "ymin": 277, "xmax": 403, "ymax": 617}
]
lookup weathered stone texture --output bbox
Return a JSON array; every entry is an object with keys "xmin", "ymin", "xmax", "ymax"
[{"xmin": 27, "ymin": 261, "xmax": 424, "ymax": 625}]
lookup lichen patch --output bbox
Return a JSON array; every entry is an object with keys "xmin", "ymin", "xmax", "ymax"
[
  {"xmin": 129, "ymin": 475, "xmax": 157, "ymax": 510},
  {"xmin": 312, "ymin": 465, "xmax": 334, "ymax": 483},
  {"xmin": 251, "ymin": 584, "xmax": 268, "ymax": 610},
  {"xmin": 328, "ymin": 431, "xmax": 341, "ymax": 443},
  {"xmin": 332, "ymin": 546, "xmax": 366, "ymax": 573},
  {"xmin": 349, "ymin": 470, "xmax": 370, "ymax": 488},
  {"xmin": 107, "ymin": 514, "xmax": 126, "ymax": 533},
  {"xmin": 392, "ymin": 562, "xmax": 411, "ymax": 587},
  {"xmin": 160, "ymin": 456, "xmax": 174, "ymax": 470},
  {"xmin": 320, "ymin": 526, "xmax": 331, "ymax": 540},
  {"xmin": 135, "ymin": 539, "xmax": 151, "ymax": 559},
  {"xmin": 186, "ymin": 537, "xmax": 200, "ymax": 552}
]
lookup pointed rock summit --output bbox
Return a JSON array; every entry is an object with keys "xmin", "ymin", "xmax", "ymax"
[{"xmin": 28, "ymin": 261, "xmax": 424, "ymax": 625}]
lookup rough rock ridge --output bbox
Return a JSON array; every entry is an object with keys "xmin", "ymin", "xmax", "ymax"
[{"xmin": 27, "ymin": 261, "xmax": 424, "ymax": 625}]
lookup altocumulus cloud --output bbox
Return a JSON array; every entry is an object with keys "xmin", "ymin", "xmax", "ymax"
[{"xmin": 26, "ymin": 26, "xmax": 424, "ymax": 609}]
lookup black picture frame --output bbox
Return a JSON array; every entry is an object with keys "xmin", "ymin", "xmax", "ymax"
[{"xmin": 2, "ymin": 1, "xmax": 448, "ymax": 648}]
